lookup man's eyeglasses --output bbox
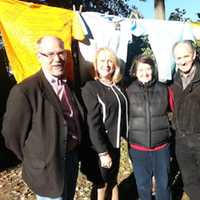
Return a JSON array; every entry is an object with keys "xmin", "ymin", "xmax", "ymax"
[{"xmin": 39, "ymin": 50, "xmax": 66, "ymax": 59}]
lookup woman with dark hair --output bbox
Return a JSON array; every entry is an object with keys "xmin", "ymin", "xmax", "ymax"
[
  {"xmin": 127, "ymin": 55, "xmax": 172, "ymax": 200},
  {"xmin": 81, "ymin": 48, "xmax": 128, "ymax": 200}
]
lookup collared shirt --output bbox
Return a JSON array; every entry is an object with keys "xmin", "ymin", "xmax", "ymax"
[
  {"xmin": 42, "ymin": 68, "xmax": 81, "ymax": 149},
  {"xmin": 42, "ymin": 67, "xmax": 67, "ymax": 95},
  {"xmin": 180, "ymin": 65, "xmax": 196, "ymax": 90},
  {"xmin": 42, "ymin": 68, "xmax": 73, "ymax": 117}
]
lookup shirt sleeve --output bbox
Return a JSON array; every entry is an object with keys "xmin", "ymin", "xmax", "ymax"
[{"xmin": 168, "ymin": 86, "xmax": 174, "ymax": 112}]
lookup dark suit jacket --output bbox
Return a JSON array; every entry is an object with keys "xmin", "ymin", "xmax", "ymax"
[{"xmin": 2, "ymin": 70, "xmax": 84, "ymax": 197}]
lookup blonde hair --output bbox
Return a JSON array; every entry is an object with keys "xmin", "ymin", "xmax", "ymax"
[{"xmin": 92, "ymin": 48, "xmax": 122, "ymax": 83}]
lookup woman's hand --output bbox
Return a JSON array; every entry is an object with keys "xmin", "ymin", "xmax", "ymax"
[{"xmin": 99, "ymin": 152, "xmax": 112, "ymax": 168}]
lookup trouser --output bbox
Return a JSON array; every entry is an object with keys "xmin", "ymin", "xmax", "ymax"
[
  {"xmin": 129, "ymin": 145, "xmax": 171, "ymax": 200},
  {"xmin": 36, "ymin": 197, "xmax": 62, "ymax": 200},
  {"xmin": 176, "ymin": 136, "xmax": 200, "ymax": 200},
  {"xmin": 36, "ymin": 150, "xmax": 79, "ymax": 200}
]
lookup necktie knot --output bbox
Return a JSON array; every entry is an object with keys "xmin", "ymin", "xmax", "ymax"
[
  {"xmin": 51, "ymin": 78, "xmax": 65, "ymax": 95},
  {"xmin": 57, "ymin": 79, "xmax": 63, "ymax": 86}
]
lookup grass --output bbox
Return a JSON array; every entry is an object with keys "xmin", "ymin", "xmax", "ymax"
[{"xmin": 0, "ymin": 139, "xmax": 190, "ymax": 200}]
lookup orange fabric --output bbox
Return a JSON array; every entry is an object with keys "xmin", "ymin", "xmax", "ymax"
[{"xmin": 0, "ymin": 0, "xmax": 84, "ymax": 82}]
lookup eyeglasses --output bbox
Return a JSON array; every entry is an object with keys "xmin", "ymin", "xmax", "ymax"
[{"xmin": 39, "ymin": 50, "xmax": 66, "ymax": 59}]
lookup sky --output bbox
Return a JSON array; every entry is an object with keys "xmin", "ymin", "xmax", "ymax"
[{"xmin": 128, "ymin": 0, "xmax": 199, "ymax": 21}]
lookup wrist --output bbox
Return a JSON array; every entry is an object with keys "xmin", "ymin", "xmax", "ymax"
[{"xmin": 98, "ymin": 152, "xmax": 108, "ymax": 157}]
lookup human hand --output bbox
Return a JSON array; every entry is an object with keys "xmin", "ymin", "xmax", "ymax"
[{"xmin": 99, "ymin": 153, "xmax": 112, "ymax": 169}]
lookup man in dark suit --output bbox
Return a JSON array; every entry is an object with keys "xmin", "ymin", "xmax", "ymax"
[
  {"xmin": 2, "ymin": 36, "xmax": 83, "ymax": 200},
  {"xmin": 172, "ymin": 40, "xmax": 200, "ymax": 200}
]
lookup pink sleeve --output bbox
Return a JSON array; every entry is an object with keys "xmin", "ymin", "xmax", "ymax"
[{"xmin": 168, "ymin": 87, "xmax": 174, "ymax": 112}]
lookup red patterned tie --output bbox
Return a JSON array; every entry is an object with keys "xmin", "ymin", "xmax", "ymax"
[
  {"xmin": 56, "ymin": 80, "xmax": 73, "ymax": 117},
  {"xmin": 52, "ymin": 79, "xmax": 80, "ymax": 147}
]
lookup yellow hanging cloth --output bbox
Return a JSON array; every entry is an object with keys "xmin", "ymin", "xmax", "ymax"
[
  {"xmin": 0, "ymin": 0, "xmax": 84, "ymax": 82},
  {"xmin": 191, "ymin": 22, "xmax": 200, "ymax": 41}
]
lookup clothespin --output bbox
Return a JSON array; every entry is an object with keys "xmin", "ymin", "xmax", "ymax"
[
  {"xmin": 114, "ymin": 21, "xmax": 121, "ymax": 31},
  {"xmin": 73, "ymin": 4, "xmax": 76, "ymax": 12},
  {"xmin": 73, "ymin": 4, "xmax": 83, "ymax": 13},
  {"xmin": 79, "ymin": 5, "xmax": 83, "ymax": 13},
  {"xmin": 129, "ymin": 11, "xmax": 139, "ymax": 19}
]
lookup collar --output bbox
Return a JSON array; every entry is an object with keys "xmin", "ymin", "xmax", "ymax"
[
  {"xmin": 42, "ymin": 68, "xmax": 67, "ymax": 86},
  {"xmin": 137, "ymin": 78, "xmax": 157, "ymax": 88},
  {"xmin": 179, "ymin": 65, "xmax": 196, "ymax": 79},
  {"xmin": 98, "ymin": 79, "xmax": 115, "ymax": 87}
]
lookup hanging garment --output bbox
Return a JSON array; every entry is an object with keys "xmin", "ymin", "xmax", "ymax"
[
  {"xmin": 131, "ymin": 19, "xmax": 195, "ymax": 81},
  {"xmin": 191, "ymin": 22, "xmax": 200, "ymax": 40},
  {"xmin": 78, "ymin": 12, "xmax": 133, "ymax": 83},
  {"xmin": 0, "ymin": 0, "xmax": 84, "ymax": 82},
  {"xmin": 78, "ymin": 12, "xmax": 195, "ymax": 83}
]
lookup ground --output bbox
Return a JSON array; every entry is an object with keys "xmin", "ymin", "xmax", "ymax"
[{"xmin": 0, "ymin": 139, "xmax": 189, "ymax": 200}]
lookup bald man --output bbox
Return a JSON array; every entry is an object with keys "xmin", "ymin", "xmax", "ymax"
[
  {"xmin": 172, "ymin": 40, "xmax": 200, "ymax": 200},
  {"xmin": 2, "ymin": 36, "xmax": 84, "ymax": 200}
]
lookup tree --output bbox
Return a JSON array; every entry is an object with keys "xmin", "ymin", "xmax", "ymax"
[
  {"xmin": 197, "ymin": 13, "xmax": 200, "ymax": 21},
  {"xmin": 154, "ymin": 0, "xmax": 165, "ymax": 19},
  {"xmin": 168, "ymin": 8, "xmax": 190, "ymax": 22},
  {"xmin": 139, "ymin": 0, "xmax": 165, "ymax": 19},
  {"xmin": 21, "ymin": 0, "xmax": 131, "ymax": 17}
]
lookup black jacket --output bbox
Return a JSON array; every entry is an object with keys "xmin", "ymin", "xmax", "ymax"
[
  {"xmin": 127, "ymin": 79, "xmax": 171, "ymax": 147},
  {"xmin": 81, "ymin": 80, "xmax": 128, "ymax": 153},
  {"xmin": 172, "ymin": 61, "xmax": 200, "ymax": 137},
  {"xmin": 2, "ymin": 70, "xmax": 84, "ymax": 197}
]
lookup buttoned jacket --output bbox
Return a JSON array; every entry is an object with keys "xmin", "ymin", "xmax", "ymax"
[{"xmin": 81, "ymin": 80, "xmax": 128, "ymax": 153}]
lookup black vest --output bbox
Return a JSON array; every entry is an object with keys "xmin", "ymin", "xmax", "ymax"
[{"xmin": 127, "ymin": 80, "xmax": 170, "ymax": 147}]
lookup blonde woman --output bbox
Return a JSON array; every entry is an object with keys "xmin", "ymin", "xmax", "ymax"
[{"xmin": 82, "ymin": 48, "xmax": 128, "ymax": 200}]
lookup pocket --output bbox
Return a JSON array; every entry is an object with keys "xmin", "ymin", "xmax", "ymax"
[
  {"xmin": 24, "ymin": 154, "xmax": 46, "ymax": 169},
  {"xmin": 31, "ymin": 159, "xmax": 46, "ymax": 169},
  {"xmin": 22, "ymin": 156, "xmax": 48, "ymax": 190}
]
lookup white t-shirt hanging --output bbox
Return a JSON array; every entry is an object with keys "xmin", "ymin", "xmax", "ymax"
[
  {"xmin": 131, "ymin": 19, "xmax": 195, "ymax": 81},
  {"xmin": 78, "ymin": 12, "xmax": 133, "ymax": 83}
]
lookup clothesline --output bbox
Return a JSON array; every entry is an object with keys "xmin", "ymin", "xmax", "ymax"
[{"xmin": 0, "ymin": 0, "xmax": 199, "ymax": 83}]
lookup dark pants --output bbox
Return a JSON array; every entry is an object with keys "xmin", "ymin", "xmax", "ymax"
[
  {"xmin": 63, "ymin": 149, "xmax": 79, "ymax": 200},
  {"xmin": 176, "ymin": 135, "xmax": 200, "ymax": 200},
  {"xmin": 129, "ymin": 145, "xmax": 171, "ymax": 200}
]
